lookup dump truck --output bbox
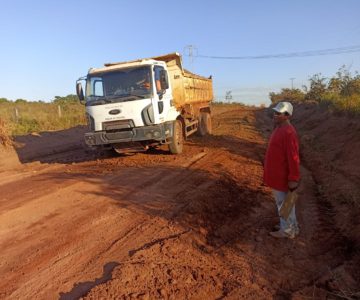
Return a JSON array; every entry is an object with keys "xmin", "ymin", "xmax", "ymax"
[{"xmin": 76, "ymin": 52, "xmax": 213, "ymax": 154}]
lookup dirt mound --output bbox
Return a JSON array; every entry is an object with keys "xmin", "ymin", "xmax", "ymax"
[
  {"xmin": 291, "ymin": 102, "xmax": 360, "ymax": 293},
  {"xmin": 292, "ymin": 102, "xmax": 360, "ymax": 242},
  {"xmin": 0, "ymin": 120, "xmax": 20, "ymax": 171}
]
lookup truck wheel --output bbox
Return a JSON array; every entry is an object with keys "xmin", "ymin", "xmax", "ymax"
[
  {"xmin": 169, "ymin": 120, "xmax": 183, "ymax": 154},
  {"xmin": 198, "ymin": 112, "xmax": 212, "ymax": 136}
]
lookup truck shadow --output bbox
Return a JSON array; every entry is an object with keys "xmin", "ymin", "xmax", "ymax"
[
  {"xmin": 40, "ymin": 163, "xmax": 285, "ymax": 297},
  {"xmin": 12, "ymin": 126, "xmax": 176, "ymax": 165},
  {"xmin": 13, "ymin": 126, "xmax": 114, "ymax": 164},
  {"xmin": 42, "ymin": 162, "xmax": 274, "ymax": 256},
  {"xmin": 38, "ymin": 147, "xmax": 334, "ymax": 298}
]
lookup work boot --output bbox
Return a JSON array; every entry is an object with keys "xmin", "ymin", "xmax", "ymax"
[
  {"xmin": 269, "ymin": 230, "xmax": 295, "ymax": 239},
  {"xmin": 287, "ymin": 226, "xmax": 300, "ymax": 237},
  {"xmin": 294, "ymin": 226, "xmax": 300, "ymax": 236},
  {"xmin": 273, "ymin": 225, "xmax": 300, "ymax": 236}
]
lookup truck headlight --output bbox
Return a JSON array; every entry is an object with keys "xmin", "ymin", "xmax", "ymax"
[{"xmin": 85, "ymin": 135, "xmax": 96, "ymax": 145}]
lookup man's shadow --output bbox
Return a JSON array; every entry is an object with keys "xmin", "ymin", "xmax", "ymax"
[{"xmin": 59, "ymin": 261, "xmax": 120, "ymax": 300}]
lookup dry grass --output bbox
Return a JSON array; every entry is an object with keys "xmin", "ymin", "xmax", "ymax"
[
  {"xmin": 0, "ymin": 101, "xmax": 86, "ymax": 136},
  {"xmin": 0, "ymin": 119, "xmax": 12, "ymax": 147}
]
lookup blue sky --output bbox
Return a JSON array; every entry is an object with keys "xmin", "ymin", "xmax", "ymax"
[{"xmin": 1, "ymin": 0, "xmax": 359, "ymax": 105}]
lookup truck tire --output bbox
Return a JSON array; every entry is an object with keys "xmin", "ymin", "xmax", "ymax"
[
  {"xmin": 169, "ymin": 120, "xmax": 183, "ymax": 154},
  {"xmin": 198, "ymin": 112, "xmax": 212, "ymax": 136}
]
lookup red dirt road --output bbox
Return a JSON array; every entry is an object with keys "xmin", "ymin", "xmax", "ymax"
[{"xmin": 0, "ymin": 104, "xmax": 359, "ymax": 299}]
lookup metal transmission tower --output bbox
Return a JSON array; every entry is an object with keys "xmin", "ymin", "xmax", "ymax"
[
  {"xmin": 184, "ymin": 45, "xmax": 198, "ymax": 70},
  {"xmin": 225, "ymin": 91, "xmax": 233, "ymax": 103}
]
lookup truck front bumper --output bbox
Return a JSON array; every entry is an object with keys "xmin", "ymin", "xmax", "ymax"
[{"xmin": 84, "ymin": 122, "xmax": 174, "ymax": 146}]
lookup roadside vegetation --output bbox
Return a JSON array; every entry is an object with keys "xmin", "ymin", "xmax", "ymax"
[
  {"xmin": 0, "ymin": 95, "xmax": 86, "ymax": 136},
  {"xmin": 269, "ymin": 66, "xmax": 360, "ymax": 113},
  {"xmin": 0, "ymin": 119, "xmax": 12, "ymax": 147}
]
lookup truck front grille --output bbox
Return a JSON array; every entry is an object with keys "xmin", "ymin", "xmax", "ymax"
[{"xmin": 102, "ymin": 120, "xmax": 135, "ymax": 132}]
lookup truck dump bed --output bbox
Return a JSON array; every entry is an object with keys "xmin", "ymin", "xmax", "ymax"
[{"xmin": 152, "ymin": 53, "xmax": 213, "ymax": 109}]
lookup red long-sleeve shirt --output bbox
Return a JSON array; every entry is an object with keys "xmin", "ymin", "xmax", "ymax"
[{"xmin": 263, "ymin": 124, "xmax": 300, "ymax": 192}]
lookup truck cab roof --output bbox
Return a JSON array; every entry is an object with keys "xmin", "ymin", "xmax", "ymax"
[{"xmin": 88, "ymin": 52, "xmax": 182, "ymax": 75}]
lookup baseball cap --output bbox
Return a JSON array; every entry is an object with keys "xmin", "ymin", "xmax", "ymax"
[{"xmin": 272, "ymin": 101, "xmax": 293, "ymax": 116}]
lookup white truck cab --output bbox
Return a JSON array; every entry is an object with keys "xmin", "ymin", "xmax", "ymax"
[{"xmin": 76, "ymin": 53, "xmax": 213, "ymax": 154}]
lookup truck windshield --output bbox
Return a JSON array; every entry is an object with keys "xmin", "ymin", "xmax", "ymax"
[{"xmin": 85, "ymin": 66, "xmax": 152, "ymax": 105}]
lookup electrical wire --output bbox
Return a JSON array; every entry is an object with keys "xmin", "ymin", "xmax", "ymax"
[{"xmin": 195, "ymin": 45, "xmax": 360, "ymax": 60}]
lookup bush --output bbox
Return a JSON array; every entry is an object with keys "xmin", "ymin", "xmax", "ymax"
[{"xmin": 269, "ymin": 88, "xmax": 305, "ymax": 104}]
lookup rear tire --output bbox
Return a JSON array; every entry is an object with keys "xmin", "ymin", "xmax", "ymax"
[
  {"xmin": 198, "ymin": 112, "xmax": 212, "ymax": 136},
  {"xmin": 169, "ymin": 120, "xmax": 183, "ymax": 154}
]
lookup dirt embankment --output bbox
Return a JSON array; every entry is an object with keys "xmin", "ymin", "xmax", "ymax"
[
  {"xmin": 293, "ymin": 102, "xmax": 360, "ymax": 283},
  {"xmin": 0, "ymin": 103, "xmax": 359, "ymax": 299},
  {"xmin": 258, "ymin": 102, "xmax": 360, "ymax": 297},
  {"xmin": 295, "ymin": 103, "xmax": 360, "ymax": 228}
]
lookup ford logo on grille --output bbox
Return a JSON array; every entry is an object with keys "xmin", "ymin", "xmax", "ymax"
[{"xmin": 109, "ymin": 109, "xmax": 121, "ymax": 115}]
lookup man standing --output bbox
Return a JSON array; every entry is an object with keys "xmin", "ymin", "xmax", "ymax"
[{"xmin": 264, "ymin": 101, "xmax": 300, "ymax": 239}]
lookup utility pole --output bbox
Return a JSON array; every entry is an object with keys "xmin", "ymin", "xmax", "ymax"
[
  {"xmin": 184, "ymin": 45, "xmax": 197, "ymax": 70},
  {"xmin": 290, "ymin": 77, "xmax": 295, "ymax": 89},
  {"xmin": 225, "ymin": 91, "xmax": 232, "ymax": 103}
]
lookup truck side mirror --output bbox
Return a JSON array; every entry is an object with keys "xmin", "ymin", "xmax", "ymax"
[
  {"xmin": 76, "ymin": 82, "xmax": 85, "ymax": 104},
  {"xmin": 160, "ymin": 70, "xmax": 169, "ymax": 90}
]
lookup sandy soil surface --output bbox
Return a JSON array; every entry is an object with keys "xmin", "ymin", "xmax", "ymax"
[{"xmin": 0, "ymin": 104, "xmax": 359, "ymax": 299}]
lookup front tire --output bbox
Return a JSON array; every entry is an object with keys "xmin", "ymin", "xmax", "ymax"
[{"xmin": 168, "ymin": 120, "xmax": 183, "ymax": 154}]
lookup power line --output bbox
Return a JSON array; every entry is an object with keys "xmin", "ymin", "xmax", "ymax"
[{"xmin": 194, "ymin": 45, "xmax": 360, "ymax": 60}]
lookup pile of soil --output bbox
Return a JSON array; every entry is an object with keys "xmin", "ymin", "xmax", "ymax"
[
  {"xmin": 293, "ymin": 102, "xmax": 360, "ymax": 236},
  {"xmin": 293, "ymin": 102, "xmax": 360, "ymax": 283}
]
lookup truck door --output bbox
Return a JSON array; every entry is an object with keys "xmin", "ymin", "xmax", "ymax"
[{"xmin": 153, "ymin": 66, "xmax": 170, "ymax": 123}]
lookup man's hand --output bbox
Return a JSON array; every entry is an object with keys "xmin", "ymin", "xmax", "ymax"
[{"xmin": 288, "ymin": 181, "xmax": 298, "ymax": 192}]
